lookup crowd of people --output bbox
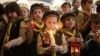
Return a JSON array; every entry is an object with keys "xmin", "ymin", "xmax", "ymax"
[{"xmin": 0, "ymin": 0, "xmax": 100, "ymax": 56}]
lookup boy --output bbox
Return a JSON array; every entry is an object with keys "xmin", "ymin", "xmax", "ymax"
[{"xmin": 81, "ymin": 14, "xmax": 100, "ymax": 56}]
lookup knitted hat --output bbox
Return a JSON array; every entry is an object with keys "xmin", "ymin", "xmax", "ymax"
[
  {"xmin": 61, "ymin": 13, "xmax": 76, "ymax": 22},
  {"xmin": 42, "ymin": 10, "xmax": 59, "ymax": 21},
  {"xmin": 30, "ymin": 3, "xmax": 44, "ymax": 14}
]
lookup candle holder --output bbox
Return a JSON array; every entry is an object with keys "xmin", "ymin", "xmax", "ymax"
[{"xmin": 71, "ymin": 42, "xmax": 80, "ymax": 56}]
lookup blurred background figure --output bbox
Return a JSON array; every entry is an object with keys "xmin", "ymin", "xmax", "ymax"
[
  {"xmin": 72, "ymin": 0, "xmax": 81, "ymax": 16},
  {"xmin": 61, "ymin": 2, "xmax": 71, "ymax": 15}
]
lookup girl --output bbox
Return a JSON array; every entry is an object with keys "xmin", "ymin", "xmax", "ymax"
[
  {"xmin": 61, "ymin": 2, "xmax": 71, "ymax": 15},
  {"xmin": 0, "ymin": 2, "xmax": 28, "ymax": 56},
  {"xmin": 61, "ymin": 13, "xmax": 83, "ymax": 56},
  {"xmin": 77, "ymin": 0, "xmax": 93, "ymax": 39},
  {"xmin": 27, "ymin": 3, "xmax": 45, "ymax": 56},
  {"xmin": 21, "ymin": 7, "xmax": 30, "ymax": 22},
  {"xmin": 37, "ymin": 11, "xmax": 68, "ymax": 56}
]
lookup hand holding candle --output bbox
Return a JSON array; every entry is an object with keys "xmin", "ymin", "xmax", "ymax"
[
  {"xmin": 50, "ymin": 44, "xmax": 58, "ymax": 52},
  {"xmin": 49, "ymin": 30, "xmax": 57, "ymax": 56},
  {"xmin": 93, "ymin": 30, "xmax": 100, "ymax": 42}
]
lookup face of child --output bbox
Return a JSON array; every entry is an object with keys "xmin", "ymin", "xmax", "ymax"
[
  {"xmin": 64, "ymin": 17, "xmax": 75, "ymax": 29},
  {"xmin": 91, "ymin": 23, "xmax": 100, "ymax": 32},
  {"xmin": 83, "ymin": 0, "xmax": 93, "ymax": 10},
  {"xmin": 8, "ymin": 12, "xmax": 17, "ymax": 20},
  {"xmin": 32, "ymin": 8, "xmax": 43, "ymax": 21},
  {"xmin": 62, "ymin": 5, "xmax": 71, "ymax": 14},
  {"xmin": 73, "ymin": 0, "xmax": 81, "ymax": 8},
  {"xmin": 45, "ymin": 16, "xmax": 58, "ymax": 30},
  {"xmin": 21, "ymin": 7, "xmax": 29, "ymax": 19}
]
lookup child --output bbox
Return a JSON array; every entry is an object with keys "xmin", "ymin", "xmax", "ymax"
[
  {"xmin": 77, "ymin": 0, "xmax": 93, "ymax": 39},
  {"xmin": 61, "ymin": 2, "xmax": 71, "ymax": 14},
  {"xmin": 37, "ymin": 11, "xmax": 68, "ymax": 56},
  {"xmin": 81, "ymin": 14, "xmax": 100, "ymax": 56},
  {"xmin": 61, "ymin": 13, "xmax": 83, "ymax": 56},
  {"xmin": 0, "ymin": 2, "xmax": 28, "ymax": 56},
  {"xmin": 72, "ymin": 0, "xmax": 81, "ymax": 16},
  {"xmin": 27, "ymin": 3, "xmax": 45, "ymax": 56},
  {"xmin": 85, "ymin": 14, "xmax": 99, "ymax": 41},
  {"xmin": 21, "ymin": 7, "xmax": 30, "ymax": 21}
]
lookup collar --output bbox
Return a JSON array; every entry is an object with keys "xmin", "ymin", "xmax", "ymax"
[
  {"xmin": 88, "ymin": 30, "xmax": 95, "ymax": 36},
  {"xmin": 82, "ymin": 10, "xmax": 91, "ymax": 16}
]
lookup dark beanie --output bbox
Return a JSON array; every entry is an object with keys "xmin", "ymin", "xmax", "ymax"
[
  {"xmin": 61, "ymin": 13, "xmax": 76, "ymax": 22},
  {"xmin": 42, "ymin": 10, "xmax": 59, "ymax": 21}
]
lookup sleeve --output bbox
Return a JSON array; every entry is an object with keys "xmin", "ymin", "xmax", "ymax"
[
  {"xmin": 7, "ymin": 21, "xmax": 27, "ymax": 47},
  {"xmin": 37, "ymin": 34, "xmax": 51, "ymax": 55},
  {"xmin": 78, "ymin": 32, "xmax": 84, "ymax": 49},
  {"xmin": 58, "ymin": 33, "xmax": 68, "ymax": 54}
]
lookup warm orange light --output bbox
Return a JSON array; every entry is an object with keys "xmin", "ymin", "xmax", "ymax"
[
  {"xmin": 49, "ymin": 30, "xmax": 55, "ymax": 44},
  {"xmin": 49, "ymin": 30, "xmax": 56, "ymax": 56},
  {"xmin": 71, "ymin": 42, "xmax": 80, "ymax": 55},
  {"xmin": 30, "ymin": 21, "xmax": 34, "ymax": 29}
]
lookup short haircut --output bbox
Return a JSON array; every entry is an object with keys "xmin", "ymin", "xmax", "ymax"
[
  {"xmin": 81, "ymin": 0, "xmax": 93, "ymax": 7},
  {"xmin": 90, "ymin": 14, "xmax": 100, "ymax": 24},
  {"xmin": 81, "ymin": 0, "xmax": 88, "ymax": 4},
  {"xmin": 5, "ymin": 2, "xmax": 21, "ymax": 16},
  {"xmin": 61, "ymin": 2, "xmax": 71, "ymax": 8}
]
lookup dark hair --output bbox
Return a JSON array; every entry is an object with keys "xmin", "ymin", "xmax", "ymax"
[
  {"xmin": 72, "ymin": 0, "xmax": 79, "ymax": 4},
  {"xmin": 81, "ymin": 0, "xmax": 93, "ymax": 7},
  {"xmin": 5, "ymin": 2, "xmax": 21, "ymax": 16},
  {"xmin": 61, "ymin": 2, "xmax": 71, "ymax": 8},
  {"xmin": 90, "ymin": 14, "xmax": 100, "ymax": 24},
  {"xmin": 30, "ymin": 3, "xmax": 44, "ymax": 15},
  {"xmin": 81, "ymin": 0, "xmax": 88, "ymax": 4},
  {"xmin": 42, "ymin": 10, "xmax": 59, "ymax": 22},
  {"xmin": 0, "ymin": 3, "xmax": 5, "ymax": 15},
  {"xmin": 61, "ymin": 13, "xmax": 76, "ymax": 22}
]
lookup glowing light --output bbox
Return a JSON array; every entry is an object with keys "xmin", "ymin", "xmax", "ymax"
[
  {"xmin": 17, "ymin": 0, "xmax": 29, "ymax": 7},
  {"xmin": 52, "ymin": 0, "xmax": 65, "ymax": 8}
]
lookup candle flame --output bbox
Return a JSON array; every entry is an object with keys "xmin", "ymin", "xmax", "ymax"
[{"xmin": 75, "ymin": 48, "xmax": 79, "ymax": 53}]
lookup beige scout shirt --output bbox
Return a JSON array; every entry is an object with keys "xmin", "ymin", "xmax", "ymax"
[
  {"xmin": 0, "ymin": 20, "xmax": 29, "ymax": 56},
  {"xmin": 37, "ymin": 33, "xmax": 68, "ymax": 55},
  {"xmin": 5, "ymin": 20, "xmax": 28, "ymax": 47}
]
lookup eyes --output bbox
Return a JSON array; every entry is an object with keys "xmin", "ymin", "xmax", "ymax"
[
  {"xmin": 64, "ymin": 18, "xmax": 75, "ymax": 21},
  {"xmin": 34, "ymin": 11, "xmax": 42, "ymax": 14},
  {"xmin": 48, "ymin": 21, "xmax": 56, "ymax": 24}
]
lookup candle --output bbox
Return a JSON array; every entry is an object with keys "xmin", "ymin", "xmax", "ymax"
[
  {"xmin": 30, "ymin": 21, "xmax": 34, "ymax": 29},
  {"xmin": 71, "ymin": 42, "xmax": 80, "ymax": 56},
  {"xmin": 49, "ymin": 30, "xmax": 56, "ymax": 56},
  {"xmin": 49, "ymin": 30, "xmax": 55, "ymax": 44}
]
